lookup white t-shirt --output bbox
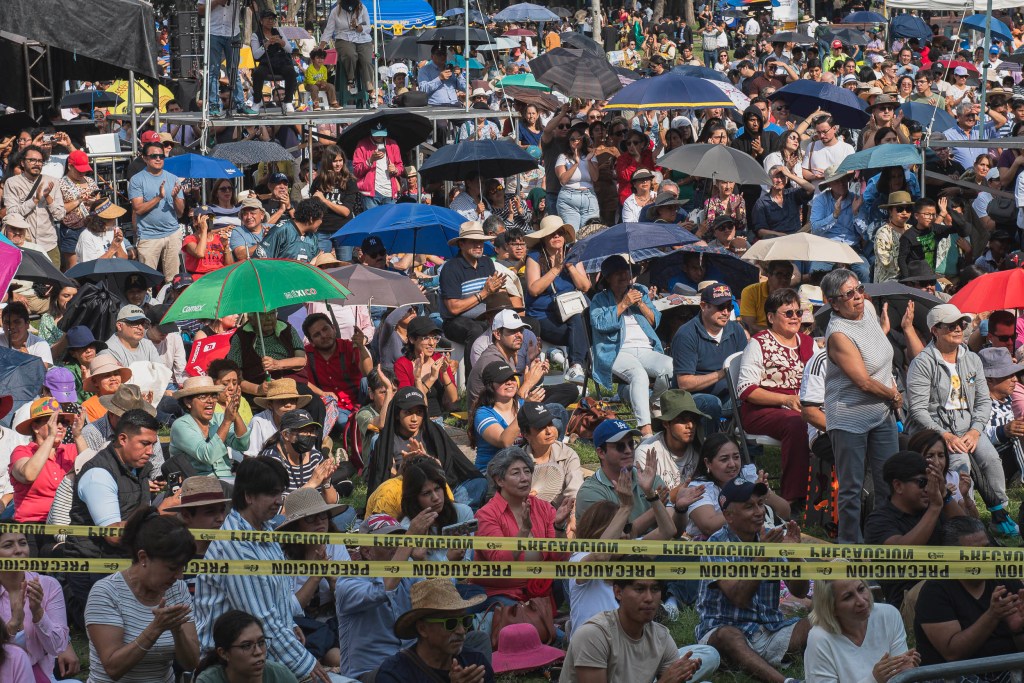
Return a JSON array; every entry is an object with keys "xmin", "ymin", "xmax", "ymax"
[
  {"xmin": 373, "ymin": 147, "xmax": 392, "ymax": 198},
  {"xmin": 620, "ymin": 314, "xmax": 651, "ymax": 350},
  {"xmin": 568, "ymin": 552, "xmax": 618, "ymax": 636},
  {"xmin": 0, "ymin": 332, "xmax": 53, "ymax": 365},
  {"xmin": 555, "ymin": 154, "xmax": 594, "ymax": 190},
  {"xmin": 75, "ymin": 228, "xmax": 117, "ymax": 263},
  {"xmin": 245, "ymin": 410, "xmax": 277, "ymax": 456},
  {"xmin": 804, "ymin": 603, "xmax": 908, "ymax": 683},
  {"xmin": 805, "ymin": 140, "xmax": 855, "ymax": 189}
]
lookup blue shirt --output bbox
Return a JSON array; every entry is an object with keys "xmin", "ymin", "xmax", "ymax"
[
  {"xmin": 941, "ymin": 124, "xmax": 982, "ymax": 169},
  {"xmin": 336, "ymin": 574, "xmax": 416, "ymax": 677},
  {"xmin": 418, "ymin": 62, "xmax": 467, "ymax": 106},
  {"xmin": 473, "ymin": 399, "xmax": 524, "ymax": 473},
  {"xmin": 439, "ymin": 254, "xmax": 496, "ymax": 320},
  {"xmin": 810, "ymin": 189, "xmax": 864, "ymax": 245},
  {"xmin": 525, "ymin": 248, "xmax": 576, "ymax": 319},
  {"xmin": 671, "ymin": 316, "xmax": 747, "ymax": 399},
  {"xmin": 228, "ymin": 225, "xmax": 269, "ymax": 258},
  {"xmin": 128, "ymin": 168, "xmax": 181, "ymax": 239},
  {"xmin": 695, "ymin": 524, "xmax": 800, "ymax": 640},
  {"xmin": 752, "ymin": 187, "xmax": 811, "ymax": 236}
]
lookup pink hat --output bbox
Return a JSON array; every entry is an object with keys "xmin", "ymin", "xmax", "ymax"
[{"xmin": 492, "ymin": 623, "xmax": 565, "ymax": 674}]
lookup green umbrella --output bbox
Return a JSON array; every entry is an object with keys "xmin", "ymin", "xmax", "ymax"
[{"xmin": 497, "ymin": 73, "xmax": 551, "ymax": 92}]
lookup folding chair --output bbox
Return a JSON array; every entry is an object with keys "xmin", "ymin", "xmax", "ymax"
[{"xmin": 722, "ymin": 351, "xmax": 781, "ymax": 463}]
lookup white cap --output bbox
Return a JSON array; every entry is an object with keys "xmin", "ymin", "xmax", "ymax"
[
  {"xmin": 491, "ymin": 310, "xmax": 531, "ymax": 332},
  {"xmin": 953, "ymin": 66, "xmax": 969, "ymax": 76},
  {"xmin": 389, "ymin": 63, "xmax": 409, "ymax": 77},
  {"xmin": 926, "ymin": 303, "xmax": 969, "ymax": 329}
]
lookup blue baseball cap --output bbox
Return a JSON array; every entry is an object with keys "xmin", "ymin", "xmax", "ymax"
[{"xmin": 593, "ymin": 419, "xmax": 641, "ymax": 450}]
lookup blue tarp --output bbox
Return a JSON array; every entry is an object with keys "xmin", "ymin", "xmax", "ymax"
[
  {"xmin": 0, "ymin": 347, "xmax": 45, "ymax": 429},
  {"xmin": 332, "ymin": 0, "xmax": 436, "ymax": 30}
]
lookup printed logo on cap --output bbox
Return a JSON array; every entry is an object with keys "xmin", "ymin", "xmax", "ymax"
[{"xmin": 712, "ymin": 284, "xmax": 731, "ymax": 299}]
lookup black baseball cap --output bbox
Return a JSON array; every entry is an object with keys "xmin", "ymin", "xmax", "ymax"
[
  {"xmin": 269, "ymin": 172, "xmax": 289, "ymax": 186},
  {"xmin": 361, "ymin": 235, "xmax": 386, "ymax": 255},
  {"xmin": 407, "ymin": 316, "xmax": 441, "ymax": 338},
  {"xmin": 394, "ymin": 386, "xmax": 427, "ymax": 410},
  {"xmin": 280, "ymin": 409, "xmax": 321, "ymax": 431},
  {"xmin": 882, "ymin": 451, "xmax": 928, "ymax": 486},
  {"xmin": 482, "ymin": 361, "xmax": 516, "ymax": 385},
  {"xmin": 519, "ymin": 401, "xmax": 555, "ymax": 430},
  {"xmin": 718, "ymin": 477, "xmax": 768, "ymax": 509},
  {"xmin": 701, "ymin": 282, "xmax": 733, "ymax": 306}
]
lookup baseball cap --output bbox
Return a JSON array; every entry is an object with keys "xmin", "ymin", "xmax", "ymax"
[
  {"xmin": 593, "ymin": 419, "xmax": 641, "ymax": 450},
  {"xmin": 68, "ymin": 150, "xmax": 92, "ymax": 173},
  {"xmin": 394, "ymin": 386, "xmax": 427, "ymax": 410},
  {"xmin": 359, "ymin": 513, "xmax": 405, "ymax": 535},
  {"xmin": 116, "ymin": 304, "xmax": 147, "ymax": 322},
  {"xmin": 953, "ymin": 66, "xmax": 969, "ymax": 76},
  {"xmin": 986, "ymin": 167, "xmax": 1001, "ymax": 181},
  {"xmin": 171, "ymin": 272, "xmax": 193, "ymax": 290},
  {"xmin": 407, "ymin": 316, "xmax": 441, "ymax": 338},
  {"xmin": 361, "ymin": 235, "xmax": 386, "ymax": 255},
  {"xmin": 279, "ymin": 409, "xmax": 321, "ymax": 432},
  {"xmin": 719, "ymin": 477, "xmax": 769, "ymax": 509},
  {"xmin": 482, "ymin": 361, "xmax": 517, "ymax": 385},
  {"xmin": 701, "ymin": 282, "xmax": 733, "ymax": 306},
  {"xmin": 269, "ymin": 172, "xmax": 289, "ymax": 186},
  {"xmin": 371, "ymin": 124, "xmax": 388, "ymax": 137},
  {"xmin": 991, "ymin": 46, "xmax": 1001, "ymax": 54},
  {"xmin": 140, "ymin": 130, "xmax": 161, "ymax": 144},
  {"xmin": 491, "ymin": 310, "xmax": 530, "ymax": 332},
  {"xmin": 519, "ymin": 401, "xmax": 555, "ymax": 430},
  {"xmin": 146, "ymin": 305, "xmax": 179, "ymax": 334},
  {"xmin": 926, "ymin": 303, "xmax": 970, "ymax": 329},
  {"xmin": 831, "ymin": 39, "xmax": 843, "ymax": 49},
  {"xmin": 45, "ymin": 367, "xmax": 78, "ymax": 403}
]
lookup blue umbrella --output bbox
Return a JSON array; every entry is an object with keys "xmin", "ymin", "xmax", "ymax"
[
  {"xmin": 0, "ymin": 347, "xmax": 45, "ymax": 429},
  {"xmin": 899, "ymin": 102, "xmax": 956, "ymax": 131},
  {"xmin": 492, "ymin": 2, "xmax": 559, "ymax": 23},
  {"xmin": 835, "ymin": 144, "xmax": 922, "ymax": 174},
  {"xmin": 605, "ymin": 73, "xmax": 736, "ymax": 111},
  {"xmin": 419, "ymin": 139, "xmax": 538, "ymax": 182},
  {"xmin": 450, "ymin": 54, "xmax": 484, "ymax": 69},
  {"xmin": 889, "ymin": 15, "xmax": 932, "ymax": 42},
  {"xmin": 962, "ymin": 15, "xmax": 1013, "ymax": 45},
  {"xmin": 441, "ymin": 7, "xmax": 487, "ymax": 24},
  {"xmin": 647, "ymin": 244, "xmax": 761, "ymax": 296},
  {"xmin": 841, "ymin": 11, "xmax": 885, "ymax": 23},
  {"xmin": 566, "ymin": 222, "xmax": 700, "ymax": 273},
  {"xmin": 768, "ymin": 80, "xmax": 868, "ymax": 128},
  {"xmin": 162, "ymin": 153, "xmax": 242, "ymax": 179},
  {"xmin": 671, "ymin": 64, "xmax": 729, "ymax": 83},
  {"xmin": 331, "ymin": 203, "xmax": 494, "ymax": 257}
]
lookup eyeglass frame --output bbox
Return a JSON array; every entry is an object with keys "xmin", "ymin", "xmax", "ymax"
[{"xmin": 227, "ymin": 636, "xmax": 272, "ymax": 653}]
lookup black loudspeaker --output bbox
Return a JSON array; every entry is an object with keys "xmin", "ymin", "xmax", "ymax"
[
  {"xmin": 173, "ymin": 78, "xmax": 203, "ymax": 111},
  {"xmin": 170, "ymin": 0, "xmax": 203, "ymax": 80}
]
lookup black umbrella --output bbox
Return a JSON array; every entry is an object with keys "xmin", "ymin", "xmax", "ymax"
[
  {"xmin": 0, "ymin": 112, "xmax": 37, "ymax": 139},
  {"xmin": 419, "ymin": 139, "xmax": 539, "ymax": 182},
  {"xmin": 16, "ymin": 249, "xmax": 76, "ymax": 288},
  {"xmin": 558, "ymin": 31, "xmax": 606, "ymax": 56},
  {"xmin": 536, "ymin": 61, "xmax": 622, "ymax": 99},
  {"xmin": 212, "ymin": 141, "xmax": 294, "ymax": 166},
  {"xmin": 336, "ymin": 110, "xmax": 433, "ymax": 156},
  {"xmin": 550, "ymin": 7, "xmax": 573, "ymax": 18},
  {"xmin": 814, "ymin": 281, "xmax": 942, "ymax": 326},
  {"xmin": 827, "ymin": 27, "xmax": 870, "ymax": 46},
  {"xmin": 65, "ymin": 259, "xmax": 165, "ymax": 293},
  {"xmin": 495, "ymin": 84, "xmax": 562, "ymax": 112},
  {"xmin": 528, "ymin": 47, "xmax": 584, "ymax": 80},
  {"xmin": 767, "ymin": 30, "xmax": 814, "ymax": 44},
  {"xmin": 417, "ymin": 27, "xmax": 492, "ymax": 45},
  {"xmin": 59, "ymin": 91, "xmax": 124, "ymax": 109},
  {"xmin": 384, "ymin": 35, "xmax": 432, "ymax": 61}
]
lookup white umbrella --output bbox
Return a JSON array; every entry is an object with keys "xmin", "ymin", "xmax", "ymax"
[{"xmin": 741, "ymin": 233, "xmax": 861, "ymax": 264}]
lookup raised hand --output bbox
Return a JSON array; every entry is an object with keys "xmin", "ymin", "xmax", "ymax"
[
  {"xmin": 158, "ymin": 181, "xmax": 166, "ymax": 199},
  {"xmin": 636, "ymin": 453, "xmax": 657, "ymax": 496},
  {"xmin": 407, "ymin": 507, "xmax": 439, "ymax": 536},
  {"xmin": 614, "ymin": 467, "xmax": 634, "ymax": 508}
]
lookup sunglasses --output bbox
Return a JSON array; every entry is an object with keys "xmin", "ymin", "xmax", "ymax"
[
  {"xmin": 937, "ymin": 320, "xmax": 968, "ymax": 331},
  {"xmin": 992, "ymin": 334, "xmax": 1014, "ymax": 342},
  {"xmin": 570, "ymin": 137, "xmax": 584, "ymax": 142},
  {"xmin": 423, "ymin": 615, "xmax": 474, "ymax": 631},
  {"xmin": 610, "ymin": 129, "xmax": 626, "ymax": 137},
  {"xmin": 145, "ymin": 154, "xmax": 166, "ymax": 160},
  {"xmin": 833, "ymin": 284, "xmax": 865, "ymax": 302},
  {"xmin": 557, "ymin": 124, "xmax": 571, "ymax": 130},
  {"xmin": 774, "ymin": 308, "xmax": 801, "ymax": 319},
  {"xmin": 711, "ymin": 302, "xmax": 731, "ymax": 311},
  {"xmin": 905, "ymin": 476, "xmax": 929, "ymax": 488},
  {"xmin": 608, "ymin": 440, "xmax": 636, "ymax": 452}
]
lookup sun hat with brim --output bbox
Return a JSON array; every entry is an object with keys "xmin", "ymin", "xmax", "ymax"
[
  {"xmin": 238, "ymin": 195, "xmax": 268, "ymax": 218},
  {"xmin": 98, "ymin": 383, "xmax": 157, "ymax": 417},
  {"xmin": 65, "ymin": 326, "xmax": 107, "ymax": 352},
  {"xmin": 653, "ymin": 390, "xmax": 709, "ymax": 430},
  {"xmin": 16, "ymin": 398, "xmax": 75, "ymax": 436},
  {"xmin": 493, "ymin": 623, "xmax": 566, "ymax": 674},
  {"xmin": 394, "ymin": 578, "xmax": 487, "ymax": 639},
  {"xmin": 867, "ymin": 94, "xmax": 899, "ymax": 111},
  {"xmin": 525, "ymin": 215, "xmax": 576, "ymax": 247},
  {"xmin": 926, "ymin": 303, "xmax": 970, "ymax": 329},
  {"xmin": 275, "ymin": 487, "xmax": 346, "ymax": 530},
  {"xmin": 173, "ymin": 375, "xmax": 222, "ymax": 400},
  {"xmin": 164, "ymin": 476, "xmax": 232, "ymax": 512},
  {"xmin": 253, "ymin": 378, "xmax": 312, "ymax": 409},
  {"xmin": 630, "ymin": 168, "xmax": 655, "ymax": 183},
  {"xmin": 83, "ymin": 356, "xmax": 132, "ymax": 393},
  {"xmin": 3, "ymin": 213, "xmax": 32, "ymax": 231},
  {"xmin": 979, "ymin": 347, "xmax": 1024, "ymax": 379},
  {"xmin": 653, "ymin": 191, "xmax": 684, "ymax": 207},
  {"xmin": 447, "ymin": 220, "xmax": 493, "ymax": 246},
  {"xmin": 879, "ymin": 191, "xmax": 914, "ymax": 209},
  {"xmin": 820, "ymin": 164, "xmax": 852, "ymax": 186}
]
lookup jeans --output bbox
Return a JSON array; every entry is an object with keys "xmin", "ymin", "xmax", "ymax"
[
  {"xmin": 454, "ymin": 477, "xmax": 488, "ymax": 510},
  {"xmin": 207, "ymin": 34, "xmax": 245, "ymax": 110},
  {"xmin": 611, "ymin": 346, "xmax": 674, "ymax": 428},
  {"xmin": 362, "ymin": 194, "xmax": 395, "ymax": 211},
  {"xmin": 810, "ymin": 254, "xmax": 871, "ymax": 283},
  {"xmin": 829, "ymin": 416, "xmax": 900, "ymax": 543},
  {"xmin": 546, "ymin": 190, "xmax": 560, "ymax": 217},
  {"xmin": 536, "ymin": 314, "xmax": 589, "ymax": 366},
  {"xmin": 317, "ymin": 234, "xmax": 335, "ymax": 257},
  {"xmin": 679, "ymin": 645, "xmax": 722, "ymax": 681},
  {"xmin": 692, "ymin": 392, "xmax": 732, "ymax": 435},
  {"xmin": 556, "ymin": 187, "xmax": 600, "ymax": 231}
]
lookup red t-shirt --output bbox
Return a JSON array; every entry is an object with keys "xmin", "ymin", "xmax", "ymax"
[
  {"xmin": 10, "ymin": 443, "xmax": 78, "ymax": 522},
  {"xmin": 182, "ymin": 233, "xmax": 229, "ymax": 277},
  {"xmin": 304, "ymin": 340, "xmax": 362, "ymax": 411}
]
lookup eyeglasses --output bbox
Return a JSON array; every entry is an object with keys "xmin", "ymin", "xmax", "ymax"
[
  {"xmin": 992, "ymin": 334, "xmax": 1015, "ymax": 342},
  {"xmin": 218, "ymin": 187, "xmax": 233, "ymax": 192},
  {"xmin": 162, "ymin": 142, "xmax": 175, "ymax": 148},
  {"xmin": 122, "ymin": 319, "xmax": 152, "ymax": 328},
  {"xmin": 145, "ymin": 154, "xmax": 166, "ymax": 160},
  {"xmin": 23, "ymin": 157, "xmax": 44, "ymax": 163},
  {"xmin": 905, "ymin": 476, "xmax": 929, "ymax": 488},
  {"xmin": 570, "ymin": 137, "xmax": 584, "ymax": 143},
  {"xmin": 193, "ymin": 394, "xmax": 219, "ymax": 402},
  {"xmin": 894, "ymin": 207, "xmax": 912, "ymax": 213},
  {"xmin": 833, "ymin": 284, "xmax": 865, "ymax": 302},
  {"xmin": 608, "ymin": 440, "xmax": 636, "ymax": 453},
  {"xmin": 58, "ymin": 418, "xmax": 75, "ymax": 427},
  {"xmin": 557, "ymin": 124, "xmax": 571, "ymax": 130},
  {"xmin": 937, "ymin": 320, "xmax": 968, "ymax": 331},
  {"xmin": 423, "ymin": 615, "xmax": 474, "ymax": 631},
  {"xmin": 229, "ymin": 637, "xmax": 271, "ymax": 653}
]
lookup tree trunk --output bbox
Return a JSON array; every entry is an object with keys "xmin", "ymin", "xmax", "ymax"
[
  {"xmin": 652, "ymin": 0, "xmax": 665, "ymax": 26},
  {"xmin": 591, "ymin": 0, "xmax": 602, "ymax": 38},
  {"xmin": 684, "ymin": 0, "xmax": 695, "ymax": 27}
]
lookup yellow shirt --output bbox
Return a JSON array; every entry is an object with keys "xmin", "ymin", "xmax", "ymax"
[
  {"xmin": 305, "ymin": 63, "xmax": 328, "ymax": 86},
  {"xmin": 214, "ymin": 396, "xmax": 253, "ymax": 424},
  {"xmin": 366, "ymin": 475, "xmax": 455, "ymax": 520},
  {"xmin": 544, "ymin": 32, "xmax": 561, "ymax": 52},
  {"xmin": 739, "ymin": 280, "xmax": 770, "ymax": 330}
]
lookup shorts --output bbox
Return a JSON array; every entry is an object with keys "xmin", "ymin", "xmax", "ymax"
[
  {"xmin": 58, "ymin": 224, "xmax": 83, "ymax": 253},
  {"xmin": 699, "ymin": 622, "xmax": 796, "ymax": 668}
]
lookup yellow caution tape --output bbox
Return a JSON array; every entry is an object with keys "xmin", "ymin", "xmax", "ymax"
[
  {"xmin": 6, "ymin": 523, "xmax": 1024, "ymax": 563},
  {"xmin": 0, "ymin": 557, "xmax": 1022, "ymax": 580}
]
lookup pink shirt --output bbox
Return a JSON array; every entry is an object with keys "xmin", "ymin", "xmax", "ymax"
[
  {"xmin": 10, "ymin": 443, "xmax": 77, "ymax": 522},
  {"xmin": 0, "ymin": 644, "xmax": 34, "ymax": 683},
  {"xmin": 0, "ymin": 573, "xmax": 70, "ymax": 683},
  {"xmin": 473, "ymin": 493, "xmax": 560, "ymax": 600}
]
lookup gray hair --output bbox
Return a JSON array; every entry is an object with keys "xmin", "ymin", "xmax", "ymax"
[
  {"xmin": 486, "ymin": 446, "xmax": 534, "ymax": 487},
  {"xmin": 659, "ymin": 179, "xmax": 680, "ymax": 194},
  {"xmin": 482, "ymin": 215, "xmax": 504, "ymax": 236},
  {"xmin": 956, "ymin": 101, "xmax": 976, "ymax": 116},
  {"xmin": 820, "ymin": 268, "xmax": 857, "ymax": 302},
  {"xmin": 942, "ymin": 516, "xmax": 986, "ymax": 546}
]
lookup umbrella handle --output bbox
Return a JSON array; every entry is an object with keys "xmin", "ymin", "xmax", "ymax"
[{"xmin": 255, "ymin": 311, "xmax": 270, "ymax": 382}]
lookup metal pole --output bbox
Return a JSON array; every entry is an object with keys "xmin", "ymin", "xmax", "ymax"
[
  {"xmin": 372, "ymin": 0, "xmax": 380, "ymax": 108},
  {"xmin": 129, "ymin": 71, "xmax": 139, "ymax": 156},
  {"xmin": 980, "ymin": 0, "xmax": 993, "ymax": 133},
  {"xmin": 152, "ymin": 77, "xmax": 161, "ymax": 135},
  {"xmin": 201, "ymin": 0, "xmax": 213, "ymax": 155},
  {"xmin": 464, "ymin": 0, "xmax": 470, "ymax": 112}
]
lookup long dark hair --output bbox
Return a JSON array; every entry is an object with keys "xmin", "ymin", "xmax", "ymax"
[
  {"xmin": 907, "ymin": 428, "xmax": 951, "ymax": 476},
  {"xmin": 196, "ymin": 610, "xmax": 263, "ymax": 675},
  {"xmin": 281, "ymin": 519, "xmax": 341, "ymax": 560},
  {"xmin": 0, "ymin": 619, "xmax": 8, "ymax": 670},
  {"xmin": 401, "ymin": 459, "xmax": 458, "ymax": 528},
  {"xmin": 123, "ymin": 507, "xmax": 196, "ymax": 566},
  {"xmin": 317, "ymin": 144, "xmax": 352, "ymax": 192},
  {"xmin": 692, "ymin": 433, "xmax": 742, "ymax": 484}
]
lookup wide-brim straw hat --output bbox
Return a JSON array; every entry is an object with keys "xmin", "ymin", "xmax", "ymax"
[
  {"xmin": 83, "ymin": 355, "xmax": 133, "ymax": 393},
  {"xmin": 164, "ymin": 476, "xmax": 232, "ymax": 511},
  {"xmin": 98, "ymin": 384, "xmax": 157, "ymax": 417},
  {"xmin": 253, "ymin": 378, "xmax": 312, "ymax": 409},
  {"xmin": 447, "ymin": 220, "xmax": 494, "ymax": 246},
  {"xmin": 173, "ymin": 375, "xmax": 222, "ymax": 400},
  {"xmin": 525, "ymin": 215, "xmax": 576, "ymax": 247},
  {"xmin": 393, "ymin": 578, "xmax": 486, "ymax": 639},
  {"xmin": 274, "ymin": 487, "xmax": 346, "ymax": 530}
]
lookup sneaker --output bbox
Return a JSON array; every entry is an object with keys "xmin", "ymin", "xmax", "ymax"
[
  {"xmin": 990, "ymin": 505, "xmax": 1020, "ymax": 537},
  {"xmin": 347, "ymin": 80, "xmax": 357, "ymax": 95},
  {"xmin": 564, "ymin": 364, "xmax": 585, "ymax": 385},
  {"xmin": 548, "ymin": 348, "xmax": 566, "ymax": 366},
  {"xmin": 283, "ymin": 103, "xmax": 295, "ymax": 114},
  {"xmin": 236, "ymin": 105, "xmax": 258, "ymax": 115},
  {"xmin": 662, "ymin": 597, "xmax": 680, "ymax": 622},
  {"xmin": 332, "ymin": 479, "xmax": 354, "ymax": 498}
]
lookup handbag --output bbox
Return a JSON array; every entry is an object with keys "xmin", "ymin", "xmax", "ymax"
[
  {"xmin": 489, "ymin": 597, "xmax": 555, "ymax": 650},
  {"xmin": 566, "ymin": 397, "xmax": 618, "ymax": 440},
  {"xmin": 553, "ymin": 289, "xmax": 589, "ymax": 322}
]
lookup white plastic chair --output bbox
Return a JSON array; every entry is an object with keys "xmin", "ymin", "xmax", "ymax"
[{"xmin": 723, "ymin": 351, "xmax": 782, "ymax": 458}]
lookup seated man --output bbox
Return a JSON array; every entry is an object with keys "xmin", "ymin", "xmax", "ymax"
[
  {"xmin": 439, "ymin": 222, "xmax": 501, "ymax": 345},
  {"xmin": 695, "ymin": 478, "xmax": 809, "ymax": 683},
  {"xmin": 162, "ymin": 475, "xmax": 231, "ymax": 558},
  {"xmin": 80, "ymin": 383, "xmax": 165, "ymax": 471},
  {"xmin": 915, "ymin": 516, "xmax": 1024, "ymax": 671},
  {"xmin": 563, "ymin": 574, "xmax": 719, "ymax": 683},
  {"xmin": 739, "ymin": 261, "xmax": 793, "ymax": 334},
  {"xmin": 226, "ymin": 310, "xmax": 307, "ymax": 401},
  {"xmin": 636, "ymin": 390, "xmax": 706, "ymax": 496},
  {"xmin": 300, "ymin": 312, "xmax": 373, "ymax": 422},
  {"xmin": 672, "ymin": 283, "xmax": 747, "ymax": 432},
  {"xmin": 0, "ymin": 302, "xmax": 54, "ymax": 364},
  {"xmin": 375, "ymin": 579, "xmax": 492, "ymax": 683},
  {"xmin": 99, "ymin": 304, "xmax": 162, "ymax": 366},
  {"xmin": 979, "ymin": 347, "xmax": 1024, "ymax": 489},
  {"xmin": 863, "ymin": 451, "xmax": 964, "ymax": 617}
]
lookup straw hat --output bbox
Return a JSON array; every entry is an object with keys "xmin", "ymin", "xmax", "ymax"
[
  {"xmin": 447, "ymin": 221, "xmax": 493, "ymax": 246},
  {"xmin": 99, "ymin": 383, "xmax": 157, "ymax": 417},
  {"xmin": 83, "ymin": 355, "xmax": 132, "ymax": 393},
  {"xmin": 164, "ymin": 476, "xmax": 232, "ymax": 512},
  {"xmin": 525, "ymin": 215, "xmax": 576, "ymax": 247},
  {"xmin": 274, "ymin": 487, "xmax": 346, "ymax": 529},
  {"xmin": 819, "ymin": 163, "xmax": 852, "ymax": 186},
  {"xmin": 253, "ymin": 378, "xmax": 312, "ymax": 409},
  {"xmin": 173, "ymin": 376, "xmax": 222, "ymax": 400},
  {"xmin": 16, "ymin": 398, "xmax": 75, "ymax": 436},
  {"xmin": 393, "ymin": 578, "xmax": 486, "ymax": 639}
]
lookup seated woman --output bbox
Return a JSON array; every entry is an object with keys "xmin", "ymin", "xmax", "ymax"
[
  {"xmin": 365, "ymin": 387, "xmax": 486, "ymax": 509},
  {"xmin": 276, "ymin": 488, "xmax": 351, "ymax": 669},
  {"xmin": 206, "ymin": 359, "xmax": 254, "ymax": 428},
  {"xmin": 736, "ymin": 287, "xmax": 815, "ymax": 504},
  {"xmin": 701, "ymin": 178, "xmax": 746, "ymax": 239},
  {"xmin": 524, "ymin": 216, "xmax": 593, "ymax": 384},
  {"xmin": 805, "ymin": 576, "xmax": 919, "ymax": 683},
  {"xmin": 686, "ymin": 433, "xmax": 791, "ymax": 540},
  {"xmin": 353, "ymin": 367, "xmax": 396, "ymax": 469},
  {"xmin": 81, "ymin": 355, "xmax": 132, "ymax": 423},
  {"xmin": 366, "ymin": 455, "xmax": 454, "ymax": 520},
  {"xmin": 260, "ymin": 409, "xmax": 348, "ymax": 510},
  {"xmin": 0, "ymin": 531, "xmax": 77, "ymax": 683},
  {"xmin": 86, "ymin": 508, "xmax": 200, "ymax": 683},
  {"xmin": 473, "ymin": 447, "xmax": 573, "ymax": 607},
  {"xmin": 399, "ymin": 459, "xmax": 474, "ymax": 562},
  {"xmin": 60, "ymin": 325, "xmax": 105, "ymax": 401},
  {"xmin": 590, "ymin": 255, "xmax": 671, "ymax": 437},
  {"xmin": 245, "ymin": 379, "xmax": 313, "ymax": 456},
  {"xmin": 470, "ymin": 361, "xmax": 524, "ymax": 475},
  {"xmin": 519, "ymin": 401, "xmax": 584, "ymax": 506},
  {"xmin": 195, "ymin": 610, "xmax": 298, "ymax": 683},
  {"xmin": 393, "ymin": 317, "xmax": 457, "ymax": 422},
  {"xmin": 169, "ymin": 376, "xmax": 248, "ymax": 479},
  {"xmin": 907, "ymin": 429, "xmax": 979, "ymax": 518}
]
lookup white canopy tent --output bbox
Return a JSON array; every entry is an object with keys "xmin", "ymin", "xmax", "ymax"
[{"xmin": 885, "ymin": 0, "xmax": 1014, "ymax": 10}]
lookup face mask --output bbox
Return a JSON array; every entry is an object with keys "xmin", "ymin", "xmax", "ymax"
[{"xmin": 293, "ymin": 434, "xmax": 317, "ymax": 453}]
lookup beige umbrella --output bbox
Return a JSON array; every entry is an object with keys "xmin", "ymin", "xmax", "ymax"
[{"xmin": 741, "ymin": 233, "xmax": 861, "ymax": 265}]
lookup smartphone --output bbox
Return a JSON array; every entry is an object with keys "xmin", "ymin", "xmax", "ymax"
[
  {"xmin": 436, "ymin": 341, "xmax": 453, "ymax": 353},
  {"xmin": 538, "ymin": 351, "xmax": 546, "ymax": 364},
  {"xmin": 441, "ymin": 519, "xmax": 479, "ymax": 536}
]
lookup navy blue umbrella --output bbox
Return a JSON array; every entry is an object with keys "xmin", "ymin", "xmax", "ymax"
[
  {"xmin": 962, "ymin": 15, "xmax": 1013, "ymax": 45},
  {"xmin": 331, "ymin": 203, "xmax": 494, "ymax": 257},
  {"xmin": 890, "ymin": 15, "xmax": 932, "ymax": 42},
  {"xmin": 566, "ymin": 222, "xmax": 700, "ymax": 273},
  {"xmin": 65, "ymin": 258, "xmax": 165, "ymax": 292},
  {"xmin": 672, "ymin": 64, "xmax": 729, "ymax": 83},
  {"xmin": 842, "ymin": 11, "xmax": 885, "ymax": 23},
  {"xmin": 899, "ymin": 102, "xmax": 956, "ymax": 131},
  {"xmin": 768, "ymin": 80, "xmax": 869, "ymax": 128},
  {"xmin": 605, "ymin": 73, "xmax": 737, "ymax": 111},
  {"xmin": 0, "ymin": 348, "xmax": 45, "ymax": 429},
  {"xmin": 419, "ymin": 139, "xmax": 538, "ymax": 182},
  {"xmin": 647, "ymin": 244, "xmax": 761, "ymax": 296}
]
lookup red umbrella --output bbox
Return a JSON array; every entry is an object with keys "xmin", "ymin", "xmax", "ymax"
[
  {"xmin": 937, "ymin": 60, "xmax": 979, "ymax": 74},
  {"xmin": 503, "ymin": 28, "xmax": 535, "ymax": 36},
  {"xmin": 949, "ymin": 268, "xmax": 1024, "ymax": 313}
]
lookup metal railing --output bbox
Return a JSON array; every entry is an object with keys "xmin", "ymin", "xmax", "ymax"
[{"xmin": 890, "ymin": 653, "xmax": 1024, "ymax": 683}]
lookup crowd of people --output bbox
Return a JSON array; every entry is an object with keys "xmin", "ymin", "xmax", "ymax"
[{"xmin": 7, "ymin": 0, "xmax": 1024, "ymax": 681}]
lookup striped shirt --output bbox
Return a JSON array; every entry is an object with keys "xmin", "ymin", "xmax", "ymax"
[
  {"xmin": 262, "ymin": 445, "xmax": 326, "ymax": 493},
  {"xmin": 85, "ymin": 573, "xmax": 193, "ymax": 683},
  {"xmin": 439, "ymin": 254, "xmax": 495, "ymax": 320},
  {"xmin": 824, "ymin": 306, "xmax": 895, "ymax": 433},
  {"xmin": 194, "ymin": 509, "xmax": 316, "ymax": 678}
]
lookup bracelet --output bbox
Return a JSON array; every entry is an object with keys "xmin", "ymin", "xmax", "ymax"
[
  {"xmin": 644, "ymin": 493, "xmax": 660, "ymax": 502},
  {"xmin": 132, "ymin": 638, "xmax": 151, "ymax": 652},
  {"xmin": 553, "ymin": 523, "xmax": 567, "ymax": 532}
]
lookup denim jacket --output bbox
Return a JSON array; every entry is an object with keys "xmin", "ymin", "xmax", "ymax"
[{"xmin": 589, "ymin": 284, "xmax": 662, "ymax": 389}]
